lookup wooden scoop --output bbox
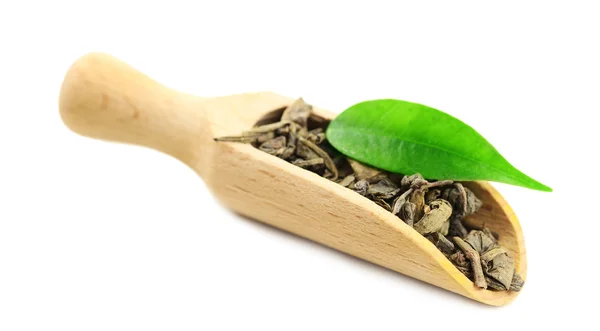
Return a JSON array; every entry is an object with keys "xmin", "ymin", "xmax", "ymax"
[{"xmin": 59, "ymin": 53, "xmax": 527, "ymax": 306}]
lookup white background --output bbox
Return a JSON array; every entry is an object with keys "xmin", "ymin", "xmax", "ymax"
[{"xmin": 1, "ymin": 1, "xmax": 598, "ymax": 330}]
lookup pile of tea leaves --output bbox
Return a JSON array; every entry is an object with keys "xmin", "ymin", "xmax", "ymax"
[{"xmin": 215, "ymin": 98, "xmax": 524, "ymax": 291}]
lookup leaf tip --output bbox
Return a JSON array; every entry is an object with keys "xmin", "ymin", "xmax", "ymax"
[
  {"xmin": 521, "ymin": 178, "xmax": 553, "ymax": 192},
  {"xmin": 538, "ymin": 183, "xmax": 553, "ymax": 192}
]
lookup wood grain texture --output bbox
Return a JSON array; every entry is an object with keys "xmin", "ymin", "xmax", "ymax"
[{"xmin": 59, "ymin": 52, "xmax": 527, "ymax": 306}]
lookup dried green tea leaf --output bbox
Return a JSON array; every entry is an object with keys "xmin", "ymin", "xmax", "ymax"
[
  {"xmin": 276, "ymin": 125, "xmax": 290, "ymax": 135},
  {"xmin": 483, "ymin": 227, "xmax": 499, "ymax": 244},
  {"xmin": 308, "ymin": 112, "xmax": 329, "ymax": 128},
  {"xmin": 428, "ymin": 232, "xmax": 455, "ymax": 254},
  {"xmin": 334, "ymin": 160, "xmax": 355, "ymax": 180},
  {"xmin": 425, "ymin": 188, "xmax": 441, "ymax": 204},
  {"xmin": 298, "ymin": 136, "xmax": 338, "ymax": 180},
  {"xmin": 306, "ymin": 128, "xmax": 326, "ymax": 144},
  {"xmin": 423, "ymin": 180, "xmax": 454, "ymax": 190},
  {"xmin": 287, "ymin": 123, "xmax": 299, "ymax": 146},
  {"xmin": 296, "ymin": 141, "xmax": 319, "ymax": 160},
  {"xmin": 259, "ymin": 136, "xmax": 287, "ymax": 155},
  {"xmin": 453, "ymin": 237, "xmax": 487, "ymax": 289},
  {"xmin": 214, "ymin": 135, "xmax": 261, "ymax": 143},
  {"xmin": 257, "ymin": 131, "xmax": 276, "ymax": 144},
  {"xmin": 464, "ymin": 230, "xmax": 496, "ymax": 254},
  {"xmin": 392, "ymin": 188, "xmax": 421, "ymax": 227},
  {"xmin": 373, "ymin": 198, "xmax": 392, "ymax": 212},
  {"xmin": 441, "ymin": 184, "xmax": 483, "ymax": 217},
  {"xmin": 353, "ymin": 179, "xmax": 369, "ymax": 196},
  {"xmin": 413, "ymin": 199, "xmax": 452, "ymax": 235},
  {"xmin": 510, "ymin": 272, "xmax": 525, "ymax": 292},
  {"xmin": 401, "ymin": 173, "xmax": 428, "ymax": 190},
  {"xmin": 450, "ymin": 250, "xmax": 469, "ymax": 268},
  {"xmin": 367, "ymin": 178, "xmax": 400, "ymax": 199},
  {"xmin": 438, "ymin": 219, "xmax": 450, "ymax": 236},
  {"xmin": 248, "ymin": 120, "xmax": 291, "ymax": 133},
  {"xmin": 449, "ymin": 217, "xmax": 468, "ymax": 238},
  {"xmin": 450, "ymin": 250, "xmax": 473, "ymax": 278},
  {"xmin": 307, "ymin": 132, "xmax": 326, "ymax": 144},
  {"xmin": 485, "ymin": 277, "xmax": 506, "ymax": 291},
  {"xmin": 440, "ymin": 186, "xmax": 461, "ymax": 209},
  {"xmin": 292, "ymin": 158, "xmax": 324, "ymax": 168},
  {"xmin": 281, "ymin": 98, "xmax": 312, "ymax": 127},
  {"xmin": 214, "ymin": 127, "xmax": 279, "ymax": 144},
  {"xmin": 282, "ymin": 148, "xmax": 295, "ymax": 159},
  {"xmin": 338, "ymin": 174, "xmax": 356, "ymax": 187},
  {"xmin": 399, "ymin": 202, "xmax": 416, "ymax": 227},
  {"xmin": 480, "ymin": 247, "xmax": 508, "ymax": 266},
  {"xmin": 348, "ymin": 158, "xmax": 382, "ymax": 181},
  {"xmin": 464, "ymin": 188, "xmax": 483, "ymax": 216},
  {"xmin": 454, "ymin": 183, "xmax": 468, "ymax": 216},
  {"xmin": 391, "ymin": 188, "xmax": 412, "ymax": 215},
  {"xmin": 409, "ymin": 189, "xmax": 426, "ymax": 221},
  {"xmin": 483, "ymin": 252, "xmax": 515, "ymax": 291},
  {"xmin": 387, "ymin": 173, "xmax": 404, "ymax": 185}
]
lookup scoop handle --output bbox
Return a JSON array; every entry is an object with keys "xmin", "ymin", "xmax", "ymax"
[{"xmin": 59, "ymin": 52, "xmax": 210, "ymax": 167}]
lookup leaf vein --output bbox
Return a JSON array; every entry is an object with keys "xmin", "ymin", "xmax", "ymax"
[{"xmin": 334, "ymin": 126, "xmax": 526, "ymax": 183}]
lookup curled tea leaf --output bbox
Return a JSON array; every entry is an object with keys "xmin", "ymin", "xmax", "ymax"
[
  {"xmin": 259, "ymin": 136, "xmax": 287, "ymax": 156},
  {"xmin": 214, "ymin": 134, "xmax": 261, "ymax": 143},
  {"xmin": 483, "ymin": 227, "xmax": 499, "ymax": 244},
  {"xmin": 249, "ymin": 120, "xmax": 291, "ymax": 134},
  {"xmin": 338, "ymin": 174, "xmax": 356, "ymax": 187},
  {"xmin": 441, "ymin": 184, "xmax": 483, "ymax": 217},
  {"xmin": 287, "ymin": 122, "xmax": 299, "ymax": 148},
  {"xmin": 438, "ymin": 219, "xmax": 450, "ymax": 236},
  {"xmin": 257, "ymin": 131, "xmax": 276, "ymax": 144},
  {"xmin": 281, "ymin": 97, "xmax": 312, "ymax": 127},
  {"xmin": 482, "ymin": 252, "xmax": 515, "ymax": 290},
  {"xmin": 298, "ymin": 136, "xmax": 338, "ymax": 180},
  {"xmin": 306, "ymin": 128, "xmax": 326, "ymax": 145},
  {"xmin": 428, "ymin": 232, "xmax": 455, "ymax": 255},
  {"xmin": 292, "ymin": 158, "xmax": 324, "ymax": 169},
  {"xmin": 353, "ymin": 179, "xmax": 369, "ymax": 196},
  {"xmin": 367, "ymin": 178, "xmax": 400, "ymax": 200},
  {"xmin": 399, "ymin": 202, "xmax": 416, "ymax": 227},
  {"xmin": 279, "ymin": 147, "xmax": 295, "ymax": 160},
  {"xmin": 373, "ymin": 198, "xmax": 392, "ymax": 212},
  {"xmin": 425, "ymin": 188, "xmax": 441, "ymax": 204},
  {"xmin": 413, "ymin": 199, "xmax": 452, "ymax": 235},
  {"xmin": 510, "ymin": 272, "xmax": 525, "ymax": 292},
  {"xmin": 401, "ymin": 173, "xmax": 428, "ymax": 190},
  {"xmin": 480, "ymin": 247, "xmax": 508, "ymax": 266},
  {"xmin": 409, "ymin": 189, "xmax": 426, "ymax": 221},
  {"xmin": 450, "ymin": 250, "xmax": 469, "ymax": 268},
  {"xmin": 486, "ymin": 277, "xmax": 507, "ymax": 291},
  {"xmin": 454, "ymin": 183, "xmax": 469, "ymax": 216},
  {"xmin": 296, "ymin": 141, "xmax": 319, "ymax": 160},
  {"xmin": 464, "ymin": 230, "xmax": 496, "ymax": 254},
  {"xmin": 453, "ymin": 237, "xmax": 487, "ymax": 289},
  {"xmin": 348, "ymin": 158, "xmax": 382, "ymax": 181},
  {"xmin": 276, "ymin": 125, "xmax": 290, "ymax": 135},
  {"xmin": 449, "ymin": 217, "xmax": 468, "ymax": 238},
  {"xmin": 391, "ymin": 188, "xmax": 412, "ymax": 215},
  {"xmin": 464, "ymin": 229, "xmax": 517, "ymax": 291}
]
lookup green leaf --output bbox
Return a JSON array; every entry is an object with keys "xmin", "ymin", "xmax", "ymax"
[{"xmin": 326, "ymin": 99, "xmax": 552, "ymax": 192}]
